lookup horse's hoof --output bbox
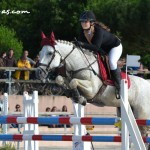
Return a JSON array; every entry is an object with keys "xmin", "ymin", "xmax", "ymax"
[{"xmin": 79, "ymin": 96, "xmax": 87, "ymax": 106}]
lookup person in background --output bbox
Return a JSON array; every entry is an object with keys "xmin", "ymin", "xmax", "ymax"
[
  {"xmin": 0, "ymin": 51, "xmax": 7, "ymax": 78},
  {"xmin": 62, "ymin": 105, "xmax": 68, "ymax": 112},
  {"xmin": 45, "ymin": 107, "xmax": 51, "ymax": 116},
  {"xmin": 3, "ymin": 49, "xmax": 17, "ymax": 92},
  {"xmin": 34, "ymin": 54, "xmax": 40, "ymax": 68},
  {"xmin": 74, "ymin": 10, "xmax": 122, "ymax": 95},
  {"xmin": 51, "ymin": 106, "xmax": 57, "ymax": 115},
  {"xmin": 49, "ymin": 106, "xmax": 58, "ymax": 128},
  {"xmin": 46, "ymin": 107, "xmax": 51, "ymax": 112},
  {"xmin": 11, "ymin": 104, "xmax": 21, "ymax": 128},
  {"xmin": 14, "ymin": 51, "xmax": 31, "ymax": 80},
  {"xmin": 0, "ymin": 51, "xmax": 6, "ymax": 66},
  {"xmin": 60, "ymin": 105, "xmax": 70, "ymax": 128},
  {"xmin": 4, "ymin": 49, "xmax": 17, "ymax": 67},
  {"xmin": 24, "ymin": 50, "xmax": 36, "ymax": 67},
  {"xmin": 30, "ymin": 54, "xmax": 40, "ymax": 79},
  {"xmin": 15, "ymin": 104, "xmax": 21, "ymax": 112}
]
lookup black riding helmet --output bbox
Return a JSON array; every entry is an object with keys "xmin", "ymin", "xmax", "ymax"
[{"xmin": 79, "ymin": 10, "xmax": 96, "ymax": 22}]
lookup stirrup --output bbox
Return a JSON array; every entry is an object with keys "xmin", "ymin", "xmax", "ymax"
[{"xmin": 115, "ymin": 89, "xmax": 120, "ymax": 99}]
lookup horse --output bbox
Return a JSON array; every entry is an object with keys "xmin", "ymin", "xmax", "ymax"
[{"xmin": 36, "ymin": 32, "xmax": 150, "ymax": 140}]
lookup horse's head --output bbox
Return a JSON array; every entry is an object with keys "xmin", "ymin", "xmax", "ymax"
[{"xmin": 36, "ymin": 32, "xmax": 61, "ymax": 80}]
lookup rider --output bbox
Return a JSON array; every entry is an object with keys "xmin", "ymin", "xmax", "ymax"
[{"xmin": 74, "ymin": 10, "xmax": 123, "ymax": 94}]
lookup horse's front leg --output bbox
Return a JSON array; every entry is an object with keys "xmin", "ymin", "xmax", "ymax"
[{"xmin": 69, "ymin": 78, "xmax": 93, "ymax": 106}]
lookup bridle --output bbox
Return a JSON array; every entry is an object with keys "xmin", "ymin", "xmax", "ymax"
[{"xmin": 38, "ymin": 44, "xmax": 76, "ymax": 74}]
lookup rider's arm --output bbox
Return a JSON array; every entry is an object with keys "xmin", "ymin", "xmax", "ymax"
[{"xmin": 76, "ymin": 41, "xmax": 106, "ymax": 55}]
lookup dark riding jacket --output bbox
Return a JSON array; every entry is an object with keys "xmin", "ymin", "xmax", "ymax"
[{"xmin": 79, "ymin": 24, "xmax": 121, "ymax": 54}]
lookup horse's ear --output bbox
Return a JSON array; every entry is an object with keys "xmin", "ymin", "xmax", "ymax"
[
  {"xmin": 41, "ymin": 31, "xmax": 46, "ymax": 39},
  {"xmin": 50, "ymin": 31, "xmax": 56, "ymax": 46}
]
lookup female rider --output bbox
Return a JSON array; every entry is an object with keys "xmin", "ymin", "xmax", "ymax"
[{"xmin": 74, "ymin": 10, "xmax": 123, "ymax": 94}]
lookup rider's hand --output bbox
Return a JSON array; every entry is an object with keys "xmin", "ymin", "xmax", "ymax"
[{"xmin": 73, "ymin": 41, "xmax": 83, "ymax": 47}]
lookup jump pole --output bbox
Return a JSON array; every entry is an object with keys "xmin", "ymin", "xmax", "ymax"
[
  {"xmin": 73, "ymin": 102, "xmax": 91, "ymax": 150},
  {"xmin": 120, "ymin": 79, "xmax": 146, "ymax": 150}
]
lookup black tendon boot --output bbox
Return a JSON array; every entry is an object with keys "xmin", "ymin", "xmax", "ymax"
[
  {"xmin": 111, "ymin": 69, "xmax": 121, "ymax": 99},
  {"xmin": 71, "ymin": 88, "xmax": 87, "ymax": 106}
]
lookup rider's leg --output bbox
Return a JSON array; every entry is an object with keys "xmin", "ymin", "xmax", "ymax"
[
  {"xmin": 111, "ymin": 68, "xmax": 121, "ymax": 91},
  {"xmin": 108, "ymin": 44, "xmax": 123, "ymax": 93}
]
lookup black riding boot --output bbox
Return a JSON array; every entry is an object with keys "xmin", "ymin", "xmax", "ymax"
[{"xmin": 111, "ymin": 69, "xmax": 121, "ymax": 98}]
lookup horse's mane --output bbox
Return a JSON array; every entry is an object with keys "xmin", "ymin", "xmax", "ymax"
[
  {"xmin": 56, "ymin": 40, "xmax": 95, "ymax": 56},
  {"xmin": 57, "ymin": 40, "xmax": 72, "ymax": 46}
]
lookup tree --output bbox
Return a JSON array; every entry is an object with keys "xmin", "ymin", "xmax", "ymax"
[{"xmin": 0, "ymin": 25, "xmax": 23, "ymax": 59}]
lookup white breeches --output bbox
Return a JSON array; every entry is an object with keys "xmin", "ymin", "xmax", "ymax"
[{"xmin": 108, "ymin": 44, "xmax": 123, "ymax": 70}]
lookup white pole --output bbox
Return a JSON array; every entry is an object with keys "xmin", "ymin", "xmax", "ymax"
[
  {"xmin": 121, "ymin": 79, "xmax": 129, "ymax": 150},
  {"xmin": 2, "ymin": 93, "xmax": 8, "ymax": 145},
  {"xmin": 23, "ymin": 91, "xmax": 39, "ymax": 150},
  {"xmin": 72, "ymin": 101, "xmax": 91, "ymax": 150},
  {"xmin": 120, "ymin": 80, "xmax": 146, "ymax": 150}
]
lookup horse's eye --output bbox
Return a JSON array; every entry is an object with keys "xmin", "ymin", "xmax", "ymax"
[{"xmin": 48, "ymin": 52, "xmax": 52, "ymax": 55}]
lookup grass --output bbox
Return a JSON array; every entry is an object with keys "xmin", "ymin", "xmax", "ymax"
[{"xmin": 0, "ymin": 143, "xmax": 15, "ymax": 150}]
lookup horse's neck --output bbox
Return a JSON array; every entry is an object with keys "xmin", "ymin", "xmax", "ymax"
[
  {"xmin": 56, "ymin": 42, "xmax": 74, "ymax": 58},
  {"xmin": 56, "ymin": 42, "xmax": 97, "ymax": 72}
]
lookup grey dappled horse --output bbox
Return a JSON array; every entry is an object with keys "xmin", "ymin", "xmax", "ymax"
[{"xmin": 36, "ymin": 32, "xmax": 150, "ymax": 141}]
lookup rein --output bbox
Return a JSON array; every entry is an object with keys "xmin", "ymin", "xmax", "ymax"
[
  {"xmin": 39, "ymin": 43, "xmax": 100, "ymax": 80},
  {"xmin": 39, "ymin": 45, "xmax": 76, "ymax": 73},
  {"xmin": 39, "ymin": 50, "xmax": 56, "ymax": 72}
]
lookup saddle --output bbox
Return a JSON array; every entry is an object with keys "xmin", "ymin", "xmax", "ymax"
[{"xmin": 97, "ymin": 53, "xmax": 130, "ymax": 89}]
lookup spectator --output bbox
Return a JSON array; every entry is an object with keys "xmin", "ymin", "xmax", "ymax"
[
  {"xmin": 0, "ymin": 51, "xmax": 6, "ymax": 67},
  {"xmin": 34, "ymin": 54, "xmax": 40, "ymax": 68},
  {"xmin": 118, "ymin": 57, "xmax": 126, "ymax": 72},
  {"xmin": 45, "ymin": 107, "xmax": 51, "ymax": 116},
  {"xmin": 0, "ymin": 51, "xmax": 6, "ymax": 78},
  {"xmin": 49, "ymin": 106, "xmax": 58, "ymax": 128},
  {"xmin": 15, "ymin": 104, "xmax": 21, "ymax": 112},
  {"xmin": 39, "ymin": 107, "xmax": 51, "ymax": 127},
  {"xmin": 62, "ymin": 105, "xmax": 68, "ymax": 112},
  {"xmin": 30, "ymin": 54, "xmax": 40, "ymax": 79},
  {"xmin": 46, "ymin": 107, "xmax": 51, "ymax": 112},
  {"xmin": 4, "ymin": 49, "xmax": 17, "ymax": 67},
  {"xmin": 14, "ymin": 51, "xmax": 31, "ymax": 80},
  {"xmin": 11, "ymin": 104, "xmax": 21, "ymax": 128},
  {"xmin": 24, "ymin": 50, "xmax": 36, "ymax": 67},
  {"xmin": 3, "ymin": 49, "xmax": 17, "ymax": 92},
  {"xmin": 61, "ymin": 105, "xmax": 71, "ymax": 128},
  {"xmin": 51, "ymin": 106, "xmax": 57, "ymax": 115}
]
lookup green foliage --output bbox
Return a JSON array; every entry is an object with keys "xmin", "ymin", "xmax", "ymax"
[
  {"xmin": 0, "ymin": 143, "xmax": 15, "ymax": 150},
  {"xmin": 0, "ymin": 26, "xmax": 23, "ymax": 60},
  {"xmin": 139, "ymin": 54, "xmax": 150, "ymax": 67},
  {"xmin": 0, "ymin": 0, "xmax": 149, "ymax": 64}
]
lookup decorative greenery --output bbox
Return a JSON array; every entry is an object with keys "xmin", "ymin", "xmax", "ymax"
[
  {"xmin": 0, "ymin": 0, "xmax": 149, "ymax": 64},
  {"xmin": 0, "ymin": 25, "xmax": 23, "ymax": 60}
]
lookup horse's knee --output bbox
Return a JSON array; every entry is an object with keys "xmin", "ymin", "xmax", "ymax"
[{"xmin": 69, "ymin": 79, "xmax": 78, "ymax": 89}]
